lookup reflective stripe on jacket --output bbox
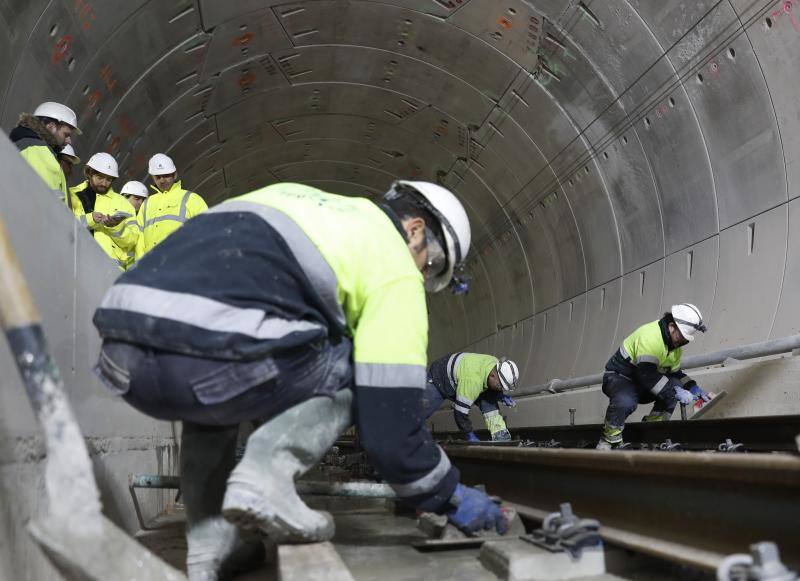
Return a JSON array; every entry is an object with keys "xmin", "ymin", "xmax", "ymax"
[
  {"xmin": 135, "ymin": 181, "xmax": 207, "ymax": 259},
  {"xmin": 67, "ymin": 181, "xmax": 139, "ymax": 270},
  {"xmin": 428, "ymin": 352, "xmax": 507, "ymax": 435},
  {"xmin": 94, "ymin": 183, "xmax": 457, "ymax": 512},
  {"xmin": 605, "ymin": 320, "xmax": 695, "ymax": 397}
]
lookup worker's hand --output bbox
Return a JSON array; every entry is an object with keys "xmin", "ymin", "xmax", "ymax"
[
  {"xmin": 674, "ymin": 386, "xmax": 695, "ymax": 405},
  {"xmin": 690, "ymin": 385, "xmax": 711, "ymax": 403},
  {"xmin": 92, "ymin": 212, "xmax": 108, "ymax": 225},
  {"xmin": 446, "ymin": 484, "xmax": 508, "ymax": 535},
  {"xmin": 491, "ymin": 429, "xmax": 511, "ymax": 442},
  {"xmin": 466, "ymin": 431, "xmax": 480, "ymax": 443},
  {"xmin": 500, "ymin": 394, "xmax": 516, "ymax": 407},
  {"xmin": 104, "ymin": 214, "xmax": 124, "ymax": 227}
]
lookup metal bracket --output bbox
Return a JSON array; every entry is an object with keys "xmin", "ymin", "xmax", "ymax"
[
  {"xmin": 717, "ymin": 542, "xmax": 797, "ymax": 581},
  {"xmin": 659, "ymin": 439, "xmax": 682, "ymax": 452},
  {"xmin": 718, "ymin": 438, "xmax": 745, "ymax": 453},
  {"xmin": 128, "ymin": 474, "xmax": 180, "ymax": 530},
  {"xmin": 520, "ymin": 502, "xmax": 602, "ymax": 559}
]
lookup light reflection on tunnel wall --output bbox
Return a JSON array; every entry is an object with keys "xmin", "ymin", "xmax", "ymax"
[{"xmin": 2, "ymin": 0, "xmax": 799, "ymax": 387}]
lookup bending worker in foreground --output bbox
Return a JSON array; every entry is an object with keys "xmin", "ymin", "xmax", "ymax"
[
  {"xmin": 92, "ymin": 181, "xmax": 508, "ymax": 580},
  {"xmin": 425, "ymin": 352, "xmax": 519, "ymax": 441},
  {"xmin": 597, "ymin": 303, "xmax": 711, "ymax": 450}
]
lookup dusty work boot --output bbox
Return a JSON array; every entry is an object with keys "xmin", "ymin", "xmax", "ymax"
[
  {"xmin": 597, "ymin": 422, "xmax": 625, "ymax": 451},
  {"xmin": 186, "ymin": 518, "xmax": 266, "ymax": 581},
  {"xmin": 182, "ymin": 422, "xmax": 266, "ymax": 580},
  {"xmin": 642, "ymin": 410, "xmax": 672, "ymax": 421},
  {"xmin": 222, "ymin": 388, "xmax": 353, "ymax": 543},
  {"xmin": 595, "ymin": 438, "xmax": 613, "ymax": 451}
]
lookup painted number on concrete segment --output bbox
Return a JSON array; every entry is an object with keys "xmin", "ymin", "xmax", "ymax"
[
  {"xmin": 52, "ymin": 35, "xmax": 72, "ymax": 64},
  {"xmin": 74, "ymin": 0, "xmax": 96, "ymax": 31}
]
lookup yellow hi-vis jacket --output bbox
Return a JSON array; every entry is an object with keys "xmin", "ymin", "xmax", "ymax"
[
  {"xmin": 135, "ymin": 181, "xmax": 207, "ymax": 260},
  {"xmin": 94, "ymin": 183, "xmax": 457, "ymax": 512},
  {"xmin": 16, "ymin": 138, "xmax": 67, "ymax": 198},
  {"xmin": 67, "ymin": 181, "xmax": 139, "ymax": 270}
]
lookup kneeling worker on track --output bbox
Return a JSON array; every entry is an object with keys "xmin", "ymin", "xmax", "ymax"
[
  {"xmin": 92, "ymin": 180, "xmax": 509, "ymax": 580},
  {"xmin": 425, "ymin": 352, "xmax": 519, "ymax": 441},
  {"xmin": 597, "ymin": 303, "xmax": 711, "ymax": 450}
]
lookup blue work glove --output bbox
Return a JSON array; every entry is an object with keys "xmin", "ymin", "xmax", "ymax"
[
  {"xmin": 466, "ymin": 431, "xmax": 480, "ymax": 442},
  {"xmin": 500, "ymin": 394, "xmax": 516, "ymax": 407},
  {"xmin": 446, "ymin": 484, "xmax": 508, "ymax": 535},
  {"xmin": 673, "ymin": 386, "xmax": 695, "ymax": 405},
  {"xmin": 690, "ymin": 385, "xmax": 711, "ymax": 403},
  {"xmin": 492, "ymin": 429, "xmax": 511, "ymax": 442}
]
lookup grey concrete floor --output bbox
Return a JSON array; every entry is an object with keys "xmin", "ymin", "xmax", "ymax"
[{"xmin": 135, "ymin": 496, "xmax": 713, "ymax": 581}]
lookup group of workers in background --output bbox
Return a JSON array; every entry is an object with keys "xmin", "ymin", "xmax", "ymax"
[
  {"xmin": 8, "ymin": 98, "xmax": 713, "ymax": 580},
  {"xmin": 10, "ymin": 101, "xmax": 206, "ymax": 270}
]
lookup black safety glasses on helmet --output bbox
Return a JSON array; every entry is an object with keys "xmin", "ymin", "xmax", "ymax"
[{"xmin": 675, "ymin": 318, "xmax": 707, "ymax": 333}]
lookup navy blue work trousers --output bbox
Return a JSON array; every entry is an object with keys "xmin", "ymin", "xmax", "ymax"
[
  {"xmin": 95, "ymin": 338, "xmax": 353, "ymax": 426},
  {"xmin": 601, "ymin": 372, "xmax": 677, "ymax": 428}
]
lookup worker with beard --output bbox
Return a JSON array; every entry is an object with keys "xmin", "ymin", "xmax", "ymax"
[{"xmin": 67, "ymin": 152, "xmax": 139, "ymax": 270}]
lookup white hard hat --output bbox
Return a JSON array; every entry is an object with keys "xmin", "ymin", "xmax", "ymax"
[
  {"xmin": 387, "ymin": 180, "xmax": 472, "ymax": 293},
  {"xmin": 86, "ymin": 152, "xmax": 119, "ymax": 178},
  {"xmin": 496, "ymin": 358, "xmax": 519, "ymax": 391},
  {"xmin": 120, "ymin": 180, "xmax": 148, "ymax": 198},
  {"xmin": 148, "ymin": 153, "xmax": 177, "ymax": 176},
  {"xmin": 671, "ymin": 303, "xmax": 707, "ymax": 342},
  {"xmin": 33, "ymin": 101, "xmax": 81, "ymax": 133},
  {"xmin": 59, "ymin": 144, "xmax": 80, "ymax": 164}
]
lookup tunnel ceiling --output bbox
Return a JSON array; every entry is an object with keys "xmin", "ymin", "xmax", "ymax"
[{"xmin": 2, "ymin": 0, "xmax": 800, "ymax": 386}]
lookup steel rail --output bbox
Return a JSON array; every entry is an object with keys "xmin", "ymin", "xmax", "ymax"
[
  {"xmin": 517, "ymin": 332, "xmax": 800, "ymax": 396},
  {"xmin": 504, "ymin": 501, "xmax": 726, "ymax": 572},
  {"xmin": 437, "ymin": 414, "xmax": 800, "ymax": 451},
  {"xmin": 444, "ymin": 445, "xmax": 800, "ymax": 568}
]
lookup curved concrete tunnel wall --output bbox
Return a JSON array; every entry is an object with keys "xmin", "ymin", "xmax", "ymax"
[{"xmin": 5, "ymin": 0, "xmax": 800, "ymax": 388}]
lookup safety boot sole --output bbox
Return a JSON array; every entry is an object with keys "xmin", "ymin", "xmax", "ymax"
[{"xmin": 222, "ymin": 483, "xmax": 334, "ymax": 544}]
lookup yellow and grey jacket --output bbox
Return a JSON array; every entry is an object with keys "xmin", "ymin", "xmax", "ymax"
[
  {"xmin": 605, "ymin": 319, "xmax": 697, "ymax": 397},
  {"xmin": 135, "ymin": 181, "xmax": 207, "ymax": 260},
  {"xmin": 428, "ymin": 352, "xmax": 507, "ymax": 435},
  {"xmin": 93, "ymin": 183, "xmax": 457, "ymax": 512},
  {"xmin": 67, "ymin": 181, "xmax": 139, "ymax": 270},
  {"xmin": 10, "ymin": 114, "xmax": 67, "ymax": 198}
]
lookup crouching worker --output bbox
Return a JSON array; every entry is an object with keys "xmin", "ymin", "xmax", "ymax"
[
  {"xmin": 92, "ymin": 181, "xmax": 508, "ymax": 580},
  {"xmin": 425, "ymin": 353, "xmax": 519, "ymax": 441},
  {"xmin": 597, "ymin": 303, "xmax": 710, "ymax": 450}
]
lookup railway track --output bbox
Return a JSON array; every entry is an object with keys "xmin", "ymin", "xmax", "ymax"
[
  {"xmin": 328, "ymin": 416, "xmax": 800, "ymax": 573},
  {"xmin": 444, "ymin": 444, "xmax": 800, "ymax": 571},
  {"xmin": 437, "ymin": 414, "xmax": 800, "ymax": 452}
]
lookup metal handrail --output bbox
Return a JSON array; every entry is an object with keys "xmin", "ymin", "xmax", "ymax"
[{"xmin": 517, "ymin": 332, "xmax": 800, "ymax": 397}]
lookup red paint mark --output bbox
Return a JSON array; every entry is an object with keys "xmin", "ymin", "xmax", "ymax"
[
  {"xmin": 238, "ymin": 72, "xmax": 256, "ymax": 88},
  {"xmin": 708, "ymin": 59, "xmax": 721, "ymax": 78},
  {"xmin": 87, "ymin": 89, "xmax": 102, "ymax": 108},
  {"xmin": 771, "ymin": 0, "xmax": 800, "ymax": 31},
  {"xmin": 498, "ymin": 17, "xmax": 513, "ymax": 29},
  {"xmin": 52, "ymin": 35, "xmax": 72, "ymax": 64},
  {"xmin": 100, "ymin": 64, "xmax": 117, "ymax": 93},
  {"xmin": 74, "ymin": 0, "xmax": 96, "ymax": 31},
  {"xmin": 233, "ymin": 31, "xmax": 254, "ymax": 46},
  {"xmin": 118, "ymin": 115, "xmax": 134, "ymax": 136}
]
